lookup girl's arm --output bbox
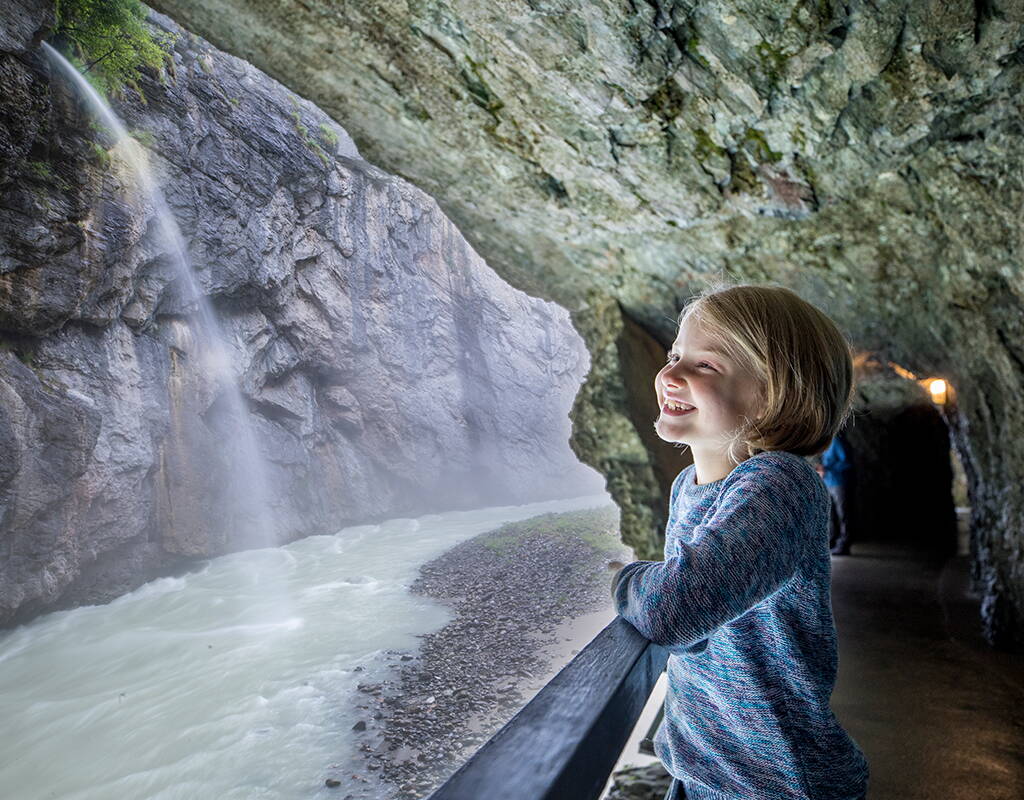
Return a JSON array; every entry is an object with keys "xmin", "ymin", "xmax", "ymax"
[
  {"xmin": 610, "ymin": 468, "xmax": 689, "ymax": 600},
  {"xmin": 612, "ymin": 463, "xmax": 815, "ymax": 653}
]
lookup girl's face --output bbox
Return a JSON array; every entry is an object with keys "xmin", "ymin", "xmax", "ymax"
[{"xmin": 654, "ymin": 318, "xmax": 764, "ymax": 457}]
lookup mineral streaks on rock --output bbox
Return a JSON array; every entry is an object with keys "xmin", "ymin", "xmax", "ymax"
[
  {"xmin": 141, "ymin": 0, "xmax": 1024, "ymax": 648},
  {"xmin": 0, "ymin": 6, "xmax": 601, "ymax": 625}
]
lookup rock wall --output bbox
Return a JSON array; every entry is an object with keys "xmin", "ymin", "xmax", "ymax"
[
  {"xmin": 142, "ymin": 0, "xmax": 1024, "ymax": 650},
  {"xmin": 0, "ymin": 4, "xmax": 604, "ymax": 625}
]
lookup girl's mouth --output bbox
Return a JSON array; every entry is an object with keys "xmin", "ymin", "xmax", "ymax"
[{"xmin": 662, "ymin": 402, "xmax": 696, "ymax": 417}]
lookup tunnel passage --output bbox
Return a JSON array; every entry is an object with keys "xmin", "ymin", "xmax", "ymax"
[{"xmin": 845, "ymin": 358, "xmax": 960, "ymax": 559}]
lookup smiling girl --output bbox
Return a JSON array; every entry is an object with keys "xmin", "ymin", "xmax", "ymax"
[{"xmin": 612, "ymin": 280, "xmax": 869, "ymax": 800}]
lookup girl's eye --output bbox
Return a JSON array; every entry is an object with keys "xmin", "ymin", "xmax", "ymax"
[{"xmin": 665, "ymin": 353, "xmax": 714, "ymax": 371}]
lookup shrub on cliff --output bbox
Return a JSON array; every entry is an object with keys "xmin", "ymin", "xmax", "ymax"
[{"xmin": 53, "ymin": 0, "xmax": 175, "ymax": 97}]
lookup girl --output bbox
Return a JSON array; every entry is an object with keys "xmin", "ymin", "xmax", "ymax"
[{"xmin": 612, "ymin": 281, "xmax": 869, "ymax": 800}]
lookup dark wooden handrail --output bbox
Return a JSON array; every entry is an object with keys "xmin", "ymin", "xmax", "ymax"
[{"xmin": 424, "ymin": 616, "xmax": 668, "ymax": 800}]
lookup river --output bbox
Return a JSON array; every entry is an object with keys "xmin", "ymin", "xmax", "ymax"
[{"xmin": 0, "ymin": 493, "xmax": 612, "ymax": 800}]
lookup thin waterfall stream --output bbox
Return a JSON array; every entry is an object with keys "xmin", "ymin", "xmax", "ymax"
[{"xmin": 42, "ymin": 42, "xmax": 277, "ymax": 551}]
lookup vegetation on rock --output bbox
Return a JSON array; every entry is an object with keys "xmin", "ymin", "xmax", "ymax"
[
  {"xmin": 53, "ymin": 0, "xmax": 175, "ymax": 96},
  {"xmin": 480, "ymin": 507, "xmax": 622, "ymax": 559}
]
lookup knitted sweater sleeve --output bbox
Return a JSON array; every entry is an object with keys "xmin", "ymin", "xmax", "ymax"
[
  {"xmin": 609, "ymin": 469, "xmax": 688, "ymax": 600},
  {"xmin": 612, "ymin": 462, "xmax": 810, "ymax": 653}
]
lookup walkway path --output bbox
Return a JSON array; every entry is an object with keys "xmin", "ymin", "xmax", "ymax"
[{"xmin": 831, "ymin": 541, "xmax": 1024, "ymax": 800}]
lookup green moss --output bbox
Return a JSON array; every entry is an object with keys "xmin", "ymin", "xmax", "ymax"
[
  {"xmin": 686, "ymin": 33, "xmax": 712, "ymax": 70},
  {"xmin": 318, "ymin": 123, "xmax": 339, "ymax": 147},
  {"xmin": 409, "ymin": 102, "xmax": 432, "ymax": 122},
  {"xmin": 792, "ymin": 122, "xmax": 807, "ymax": 150},
  {"xmin": 89, "ymin": 140, "xmax": 111, "ymax": 167},
  {"xmin": 228, "ymin": 96, "xmax": 240, "ymax": 107},
  {"xmin": 743, "ymin": 126, "xmax": 783, "ymax": 163},
  {"xmin": 753, "ymin": 41, "xmax": 789, "ymax": 88},
  {"xmin": 290, "ymin": 110, "xmax": 331, "ymax": 167},
  {"xmin": 128, "ymin": 128, "xmax": 155, "ymax": 148},
  {"xmin": 692, "ymin": 127, "xmax": 726, "ymax": 162},
  {"xmin": 53, "ymin": 0, "xmax": 177, "ymax": 97},
  {"xmin": 28, "ymin": 161, "xmax": 53, "ymax": 180},
  {"xmin": 643, "ymin": 79, "xmax": 689, "ymax": 122},
  {"xmin": 800, "ymin": 158, "xmax": 818, "ymax": 186},
  {"xmin": 575, "ymin": 527, "xmax": 627, "ymax": 556},
  {"xmin": 30, "ymin": 185, "xmax": 54, "ymax": 212},
  {"xmin": 727, "ymin": 150, "xmax": 760, "ymax": 194},
  {"xmin": 127, "ymin": 77, "xmax": 148, "ymax": 105},
  {"xmin": 877, "ymin": 49, "xmax": 915, "ymax": 102},
  {"xmin": 461, "ymin": 56, "xmax": 504, "ymax": 115}
]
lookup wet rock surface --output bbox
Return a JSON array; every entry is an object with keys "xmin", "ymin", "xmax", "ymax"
[
  {"xmin": 344, "ymin": 506, "xmax": 630, "ymax": 800},
  {"xmin": 604, "ymin": 762, "xmax": 674, "ymax": 800}
]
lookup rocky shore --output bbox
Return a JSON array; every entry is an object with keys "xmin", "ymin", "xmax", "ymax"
[{"xmin": 341, "ymin": 505, "xmax": 632, "ymax": 799}]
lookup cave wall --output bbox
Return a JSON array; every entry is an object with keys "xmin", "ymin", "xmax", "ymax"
[
  {"xmin": 0, "ymin": 3, "xmax": 604, "ymax": 625},
  {"xmin": 133, "ymin": 0, "xmax": 1024, "ymax": 649}
]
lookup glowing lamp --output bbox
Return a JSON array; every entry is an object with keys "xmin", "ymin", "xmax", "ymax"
[{"xmin": 928, "ymin": 379, "xmax": 947, "ymax": 405}]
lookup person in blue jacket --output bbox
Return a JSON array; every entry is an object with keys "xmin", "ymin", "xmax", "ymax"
[{"xmin": 819, "ymin": 432, "xmax": 854, "ymax": 555}]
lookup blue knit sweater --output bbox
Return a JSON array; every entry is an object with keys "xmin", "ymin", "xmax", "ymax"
[{"xmin": 612, "ymin": 450, "xmax": 869, "ymax": 800}]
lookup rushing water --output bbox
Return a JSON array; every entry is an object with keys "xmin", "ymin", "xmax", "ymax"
[
  {"xmin": 42, "ymin": 42, "xmax": 278, "ymax": 550},
  {"xmin": 0, "ymin": 494, "xmax": 612, "ymax": 800}
]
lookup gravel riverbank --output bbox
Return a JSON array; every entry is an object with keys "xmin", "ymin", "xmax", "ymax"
[{"xmin": 342, "ymin": 504, "xmax": 631, "ymax": 799}]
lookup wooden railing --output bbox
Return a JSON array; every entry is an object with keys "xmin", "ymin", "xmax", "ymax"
[{"xmin": 424, "ymin": 617, "xmax": 668, "ymax": 800}]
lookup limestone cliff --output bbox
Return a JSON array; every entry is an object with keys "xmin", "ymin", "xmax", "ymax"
[{"xmin": 0, "ymin": 4, "xmax": 603, "ymax": 625}]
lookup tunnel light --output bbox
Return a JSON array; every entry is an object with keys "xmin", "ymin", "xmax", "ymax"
[
  {"xmin": 887, "ymin": 361, "xmax": 917, "ymax": 380},
  {"xmin": 856, "ymin": 352, "xmax": 954, "ymax": 406}
]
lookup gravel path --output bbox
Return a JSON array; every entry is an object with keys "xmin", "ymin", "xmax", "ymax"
[{"xmin": 341, "ymin": 505, "xmax": 631, "ymax": 799}]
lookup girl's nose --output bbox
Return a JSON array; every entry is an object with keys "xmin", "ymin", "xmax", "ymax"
[{"xmin": 664, "ymin": 367, "xmax": 685, "ymax": 387}]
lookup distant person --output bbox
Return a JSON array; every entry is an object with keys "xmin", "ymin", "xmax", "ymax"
[
  {"xmin": 819, "ymin": 432, "xmax": 854, "ymax": 555},
  {"xmin": 611, "ymin": 282, "xmax": 869, "ymax": 800}
]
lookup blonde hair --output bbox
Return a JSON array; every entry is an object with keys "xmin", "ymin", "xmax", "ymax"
[{"xmin": 677, "ymin": 279, "xmax": 856, "ymax": 464}]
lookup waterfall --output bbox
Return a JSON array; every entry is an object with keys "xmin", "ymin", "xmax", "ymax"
[{"xmin": 42, "ymin": 42, "xmax": 278, "ymax": 553}]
